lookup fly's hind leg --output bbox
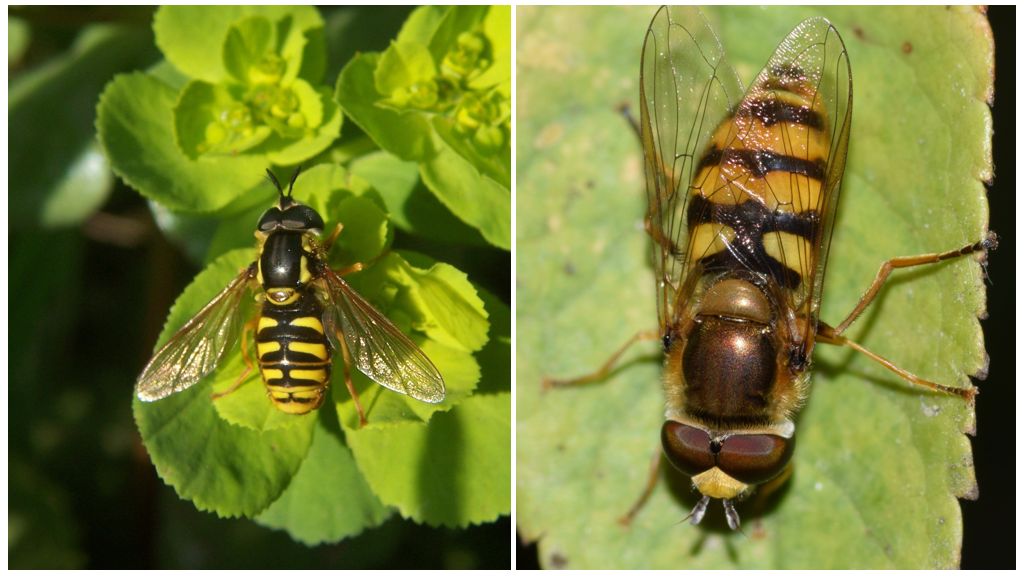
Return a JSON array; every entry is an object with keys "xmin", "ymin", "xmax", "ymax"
[
  {"xmin": 819, "ymin": 232, "xmax": 997, "ymax": 401},
  {"xmin": 211, "ymin": 318, "xmax": 258, "ymax": 400},
  {"xmin": 335, "ymin": 328, "xmax": 368, "ymax": 428},
  {"xmin": 542, "ymin": 329, "xmax": 660, "ymax": 390}
]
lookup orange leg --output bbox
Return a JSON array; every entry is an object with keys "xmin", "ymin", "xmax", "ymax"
[
  {"xmin": 322, "ymin": 223, "xmax": 343, "ymax": 252},
  {"xmin": 542, "ymin": 329, "xmax": 660, "ymax": 389},
  {"xmin": 335, "ymin": 329, "xmax": 368, "ymax": 428},
  {"xmin": 817, "ymin": 325, "xmax": 977, "ymax": 401},
  {"xmin": 832, "ymin": 233, "xmax": 996, "ymax": 335},
  {"xmin": 212, "ymin": 318, "xmax": 257, "ymax": 400},
  {"xmin": 817, "ymin": 233, "xmax": 996, "ymax": 402},
  {"xmin": 618, "ymin": 447, "xmax": 663, "ymax": 526}
]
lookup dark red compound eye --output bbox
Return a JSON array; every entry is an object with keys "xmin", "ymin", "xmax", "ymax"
[
  {"xmin": 662, "ymin": 421, "xmax": 795, "ymax": 486},
  {"xmin": 717, "ymin": 433, "xmax": 794, "ymax": 485},
  {"xmin": 661, "ymin": 421, "xmax": 715, "ymax": 477}
]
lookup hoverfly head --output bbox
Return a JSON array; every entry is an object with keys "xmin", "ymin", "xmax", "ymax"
[{"xmin": 257, "ymin": 166, "xmax": 324, "ymax": 234}]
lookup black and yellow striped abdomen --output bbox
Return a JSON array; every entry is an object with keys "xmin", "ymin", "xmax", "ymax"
[
  {"xmin": 256, "ymin": 287, "xmax": 331, "ymax": 415},
  {"xmin": 687, "ymin": 68, "xmax": 831, "ymax": 296}
]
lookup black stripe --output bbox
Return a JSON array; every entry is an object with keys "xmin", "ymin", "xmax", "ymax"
[
  {"xmin": 685, "ymin": 195, "xmax": 820, "ymax": 290},
  {"xmin": 257, "ymin": 325, "xmax": 324, "ymax": 343},
  {"xmin": 259, "ymin": 348, "xmax": 325, "ymax": 364},
  {"xmin": 266, "ymin": 366, "xmax": 330, "ymax": 388},
  {"xmin": 698, "ymin": 147, "xmax": 825, "ymax": 181},
  {"xmin": 738, "ymin": 99, "xmax": 822, "ymax": 129}
]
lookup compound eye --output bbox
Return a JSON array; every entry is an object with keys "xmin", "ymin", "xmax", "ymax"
[
  {"xmin": 281, "ymin": 205, "xmax": 325, "ymax": 231},
  {"xmin": 257, "ymin": 208, "xmax": 282, "ymax": 232},
  {"xmin": 717, "ymin": 433, "xmax": 794, "ymax": 485},
  {"xmin": 661, "ymin": 421, "xmax": 715, "ymax": 477}
]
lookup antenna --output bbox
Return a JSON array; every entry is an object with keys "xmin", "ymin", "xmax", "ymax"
[
  {"xmin": 287, "ymin": 165, "xmax": 303, "ymax": 197},
  {"xmin": 265, "ymin": 168, "xmax": 284, "ymax": 197}
]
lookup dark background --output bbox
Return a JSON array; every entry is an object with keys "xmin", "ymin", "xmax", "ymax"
[
  {"xmin": 517, "ymin": 5, "xmax": 1014, "ymax": 569},
  {"xmin": 8, "ymin": 6, "xmax": 510, "ymax": 569}
]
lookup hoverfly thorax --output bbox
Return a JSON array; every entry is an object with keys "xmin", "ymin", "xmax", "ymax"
[{"xmin": 256, "ymin": 169, "xmax": 325, "ymax": 302}]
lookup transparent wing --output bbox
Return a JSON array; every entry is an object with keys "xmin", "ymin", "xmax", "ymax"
[
  {"xmin": 319, "ymin": 269, "xmax": 445, "ymax": 404},
  {"xmin": 136, "ymin": 264, "xmax": 258, "ymax": 401},
  {"xmin": 721, "ymin": 18, "xmax": 852, "ymax": 354},
  {"xmin": 640, "ymin": 6, "xmax": 744, "ymax": 333},
  {"xmin": 642, "ymin": 10, "xmax": 852, "ymax": 357}
]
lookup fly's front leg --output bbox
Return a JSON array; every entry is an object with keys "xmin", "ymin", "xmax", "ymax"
[{"xmin": 321, "ymin": 223, "xmax": 343, "ymax": 253}]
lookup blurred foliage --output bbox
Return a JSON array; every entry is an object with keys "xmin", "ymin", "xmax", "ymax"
[{"xmin": 8, "ymin": 5, "xmax": 509, "ymax": 569}]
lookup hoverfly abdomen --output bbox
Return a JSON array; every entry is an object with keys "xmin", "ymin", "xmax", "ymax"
[{"xmin": 256, "ymin": 286, "xmax": 331, "ymax": 415}]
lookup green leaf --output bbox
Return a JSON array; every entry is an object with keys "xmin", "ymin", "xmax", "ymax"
[
  {"xmin": 336, "ymin": 52, "xmax": 433, "ymax": 160},
  {"xmin": 174, "ymin": 80, "xmax": 271, "ymax": 157},
  {"xmin": 419, "ymin": 132, "xmax": 511, "ymax": 250},
  {"xmin": 472, "ymin": 6, "xmax": 511, "ymax": 93},
  {"xmin": 153, "ymin": 6, "xmax": 323, "ymax": 84},
  {"xmin": 260, "ymin": 86, "xmax": 343, "ymax": 166},
  {"xmin": 255, "ymin": 410, "xmax": 391, "ymax": 545},
  {"xmin": 134, "ymin": 249, "xmax": 315, "ymax": 517},
  {"xmin": 473, "ymin": 288, "xmax": 510, "ymax": 395},
  {"xmin": 347, "ymin": 392, "xmax": 510, "ymax": 527},
  {"xmin": 395, "ymin": 6, "xmax": 448, "ymax": 46},
  {"xmin": 223, "ymin": 16, "xmax": 277, "ymax": 85},
  {"xmin": 10, "ymin": 24, "xmax": 157, "ymax": 229},
  {"xmin": 9, "ymin": 16, "xmax": 30, "ymax": 66},
  {"xmin": 349, "ymin": 151, "xmax": 488, "ymax": 245},
  {"xmin": 96, "ymin": 72, "xmax": 266, "ymax": 212},
  {"xmin": 334, "ymin": 6, "xmax": 511, "ymax": 251},
  {"xmin": 517, "ymin": 6, "xmax": 991, "ymax": 569},
  {"xmin": 375, "ymin": 41, "xmax": 438, "ymax": 105}
]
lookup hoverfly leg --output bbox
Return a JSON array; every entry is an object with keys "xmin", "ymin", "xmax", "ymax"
[
  {"xmin": 685, "ymin": 495, "xmax": 711, "ymax": 526},
  {"xmin": 334, "ymin": 262, "xmax": 364, "ymax": 277},
  {"xmin": 211, "ymin": 317, "xmax": 258, "ymax": 401},
  {"xmin": 334, "ymin": 328, "xmax": 368, "ymax": 428},
  {"xmin": 321, "ymin": 223, "xmax": 344, "ymax": 253},
  {"xmin": 618, "ymin": 448, "xmax": 663, "ymax": 527},
  {"xmin": 832, "ymin": 232, "xmax": 997, "ymax": 336},
  {"xmin": 542, "ymin": 329, "xmax": 660, "ymax": 390},
  {"xmin": 617, "ymin": 101, "xmax": 642, "ymax": 140},
  {"xmin": 816, "ymin": 325, "xmax": 977, "ymax": 401}
]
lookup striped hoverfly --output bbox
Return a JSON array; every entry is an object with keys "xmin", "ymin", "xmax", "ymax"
[
  {"xmin": 544, "ymin": 6, "xmax": 995, "ymax": 530},
  {"xmin": 136, "ymin": 168, "xmax": 445, "ymax": 426}
]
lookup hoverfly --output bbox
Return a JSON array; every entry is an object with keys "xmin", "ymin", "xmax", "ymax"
[
  {"xmin": 544, "ymin": 6, "xmax": 995, "ymax": 530},
  {"xmin": 136, "ymin": 168, "xmax": 445, "ymax": 426}
]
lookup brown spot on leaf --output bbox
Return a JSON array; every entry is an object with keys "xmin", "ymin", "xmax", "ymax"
[{"xmin": 902, "ymin": 41, "xmax": 913, "ymax": 54}]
